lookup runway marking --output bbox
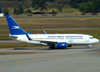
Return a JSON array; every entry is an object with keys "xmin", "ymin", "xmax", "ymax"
[
  {"xmin": 17, "ymin": 60, "xmax": 23, "ymax": 63},
  {"xmin": 97, "ymin": 51, "xmax": 100, "ymax": 54},
  {"xmin": 0, "ymin": 51, "xmax": 91, "ymax": 67}
]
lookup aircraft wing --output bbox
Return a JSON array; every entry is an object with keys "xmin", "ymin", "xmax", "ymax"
[{"xmin": 34, "ymin": 40, "xmax": 58, "ymax": 45}]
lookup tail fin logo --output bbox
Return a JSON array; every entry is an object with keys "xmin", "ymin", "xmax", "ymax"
[
  {"xmin": 9, "ymin": 16, "xmax": 11, "ymax": 18},
  {"xmin": 12, "ymin": 26, "xmax": 20, "ymax": 29}
]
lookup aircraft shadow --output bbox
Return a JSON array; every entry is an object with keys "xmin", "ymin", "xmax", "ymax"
[{"xmin": 13, "ymin": 47, "xmax": 88, "ymax": 51}]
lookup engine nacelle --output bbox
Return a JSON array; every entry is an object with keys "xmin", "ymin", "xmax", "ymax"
[{"xmin": 56, "ymin": 42, "xmax": 68, "ymax": 48}]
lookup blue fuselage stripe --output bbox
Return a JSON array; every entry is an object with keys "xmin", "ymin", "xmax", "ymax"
[{"xmin": 26, "ymin": 34, "xmax": 32, "ymax": 40}]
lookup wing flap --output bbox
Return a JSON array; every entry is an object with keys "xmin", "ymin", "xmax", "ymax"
[{"xmin": 33, "ymin": 40, "xmax": 57, "ymax": 45}]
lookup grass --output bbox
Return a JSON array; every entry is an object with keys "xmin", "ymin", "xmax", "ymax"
[
  {"xmin": 0, "ymin": 43, "xmax": 44, "ymax": 48},
  {"xmin": 62, "ymin": 8, "xmax": 80, "ymax": 13},
  {"xmin": 1, "ymin": 16, "xmax": 100, "ymax": 29}
]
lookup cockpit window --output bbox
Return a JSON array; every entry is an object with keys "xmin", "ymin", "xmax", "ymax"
[{"xmin": 90, "ymin": 37, "xmax": 94, "ymax": 39}]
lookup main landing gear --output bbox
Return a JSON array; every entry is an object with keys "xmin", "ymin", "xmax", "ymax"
[
  {"xmin": 86, "ymin": 45, "xmax": 93, "ymax": 48},
  {"xmin": 49, "ymin": 44, "xmax": 55, "ymax": 50}
]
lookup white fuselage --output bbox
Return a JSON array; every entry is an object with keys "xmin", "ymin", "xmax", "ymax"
[{"xmin": 10, "ymin": 34, "xmax": 99, "ymax": 46}]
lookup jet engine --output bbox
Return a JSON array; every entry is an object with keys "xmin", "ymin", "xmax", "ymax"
[{"xmin": 56, "ymin": 42, "xmax": 68, "ymax": 48}]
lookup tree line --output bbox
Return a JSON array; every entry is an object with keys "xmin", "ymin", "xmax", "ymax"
[
  {"xmin": 32, "ymin": 0, "xmax": 100, "ymax": 15},
  {"xmin": 2, "ymin": 0, "xmax": 100, "ymax": 15},
  {"xmin": 68, "ymin": 0, "xmax": 100, "ymax": 15}
]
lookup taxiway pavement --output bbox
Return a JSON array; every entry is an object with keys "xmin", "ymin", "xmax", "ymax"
[{"xmin": 0, "ymin": 43, "xmax": 100, "ymax": 72}]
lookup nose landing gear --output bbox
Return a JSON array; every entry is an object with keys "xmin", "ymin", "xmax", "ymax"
[{"xmin": 86, "ymin": 45, "xmax": 93, "ymax": 48}]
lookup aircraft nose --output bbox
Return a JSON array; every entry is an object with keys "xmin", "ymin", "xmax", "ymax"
[{"xmin": 95, "ymin": 39, "xmax": 100, "ymax": 43}]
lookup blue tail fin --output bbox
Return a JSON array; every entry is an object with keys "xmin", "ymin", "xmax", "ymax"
[{"xmin": 6, "ymin": 14, "xmax": 26, "ymax": 35}]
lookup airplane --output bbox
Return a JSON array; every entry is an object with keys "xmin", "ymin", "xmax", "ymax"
[{"xmin": 5, "ymin": 14, "xmax": 99, "ymax": 49}]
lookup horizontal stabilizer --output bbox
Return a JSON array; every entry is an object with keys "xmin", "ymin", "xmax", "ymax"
[
  {"xmin": 0, "ymin": 13, "xmax": 4, "ymax": 17},
  {"xmin": 0, "ymin": 5, "xmax": 4, "ymax": 17}
]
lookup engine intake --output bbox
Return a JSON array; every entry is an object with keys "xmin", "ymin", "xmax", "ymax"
[{"xmin": 56, "ymin": 42, "xmax": 67, "ymax": 48}]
